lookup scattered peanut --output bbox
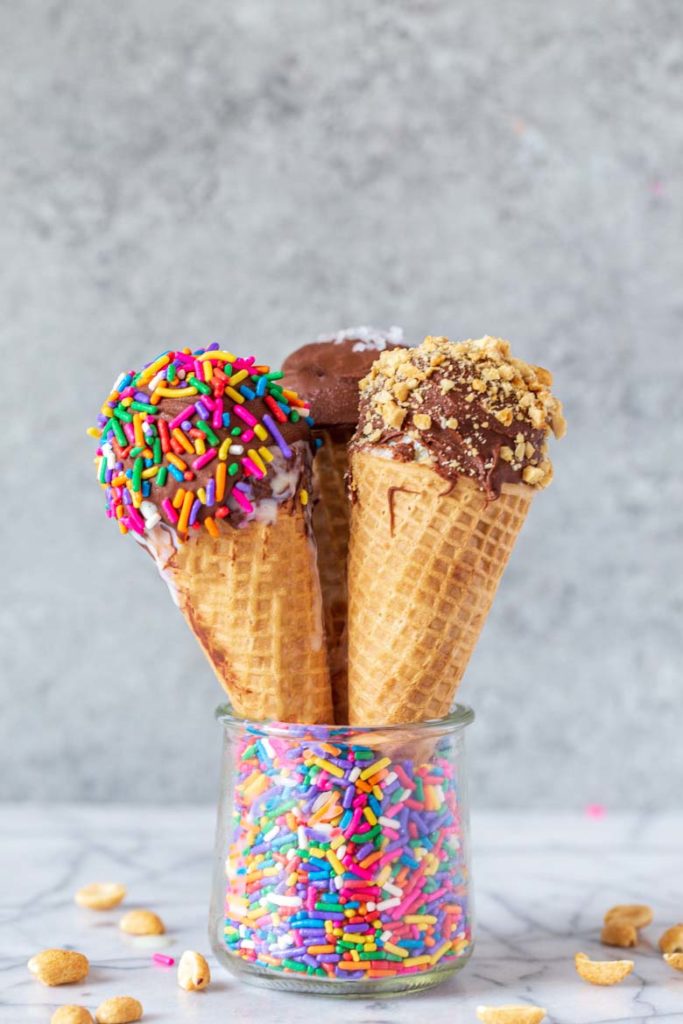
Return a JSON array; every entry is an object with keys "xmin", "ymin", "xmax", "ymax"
[
  {"xmin": 51, "ymin": 1007, "xmax": 94, "ymax": 1024},
  {"xmin": 75, "ymin": 883, "xmax": 126, "ymax": 911},
  {"xmin": 604, "ymin": 904, "xmax": 653, "ymax": 928},
  {"xmin": 601, "ymin": 919, "xmax": 637, "ymax": 948},
  {"xmin": 119, "ymin": 909, "xmax": 165, "ymax": 936},
  {"xmin": 476, "ymin": 1006, "xmax": 547, "ymax": 1024},
  {"xmin": 95, "ymin": 996, "xmax": 143, "ymax": 1024},
  {"xmin": 177, "ymin": 950, "xmax": 211, "ymax": 991},
  {"xmin": 574, "ymin": 951, "xmax": 634, "ymax": 986},
  {"xmin": 664, "ymin": 953, "xmax": 683, "ymax": 972},
  {"xmin": 28, "ymin": 949, "xmax": 89, "ymax": 987},
  {"xmin": 658, "ymin": 924, "xmax": 683, "ymax": 954}
]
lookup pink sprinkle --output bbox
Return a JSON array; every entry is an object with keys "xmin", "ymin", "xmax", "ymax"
[
  {"xmin": 127, "ymin": 507, "xmax": 146, "ymax": 533},
  {"xmin": 162, "ymin": 498, "xmax": 179, "ymax": 524},
  {"xmin": 123, "ymin": 422, "xmax": 136, "ymax": 445},
  {"xmin": 152, "ymin": 953, "xmax": 175, "ymax": 966},
  {"xmin": 193, "ymin": 359, "xmax": 204, "ymax": 381},
  {"xmin": 242, "ymin": 457, "xmax": 264, "ymax": 479},
  {"xmin": 241, "ymin": 429, "xmax": 255, "ymax": 442},
  {"xmin": 585, "ymin": 803, "xmax": 606, "ymax": 819},
  {"xmin": 192, "ymin": 448, "xmax": 217, "ymax": 471},
  {"xmin": 232, "ymin": 489, "xmax": 254, "ymax": 514},
  {"xmin": 234, "ymin": 405, "xmax": 258, "ymax": 428},
  {"xmin": 170, "ymin": 405, "xmax": 196, "ymax": 430},
  {"xmin": 212, "ymin": 398, "xmax": 224, "ymax": 430}
]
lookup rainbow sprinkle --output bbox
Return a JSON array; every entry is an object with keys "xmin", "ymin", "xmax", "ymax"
[
  {"xmin": 222, "ymin": 728, "xmax": 471, "ymax": 984},
  {"xmin": 91, "ymin": 344, "xmax": 313, "ymax": 537}
]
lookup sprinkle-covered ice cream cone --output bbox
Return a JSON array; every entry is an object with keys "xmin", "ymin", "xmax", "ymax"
[
  {"xmin": 346, "ymin": 336, "xmax": 566, "ymax": 726},
  {"xmin": 91, "ymin": 344, "xmax": 333, "ymax": 723}
]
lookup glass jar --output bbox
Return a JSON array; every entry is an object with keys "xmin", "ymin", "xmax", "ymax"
[{"xmin": 209, "ymin": 706, "xmax": 474, "ymax": 996}]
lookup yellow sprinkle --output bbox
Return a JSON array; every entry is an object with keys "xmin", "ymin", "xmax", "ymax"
[
  {"xmin": 111, "ymin": 473, "xmax": 127, "ymax": 487},
  {"xmin": 326, "ymin": 850, "xmax": 345, "ymax": 875},
  {"xmin": 142, "ymin": 466, "xmax": 160, "ymax": 480},
  {"xmin": 120, "ymin": 396, "xmax": 133, "ymax": 407},
  {"xmin": 286, "ymin": 872, "xmax": 298, "ymax": 887},
  {"xmin": 172, "ymin": 487, "xmax": 186, "ymax": 510},
  {"xmin": 254, "ymin": 424, "xmax": 268, "ymax": 441},
  {"xmin": 247, "ymin": 448, "xmax": 266, "ymax": 474},
  {"xmin": 87, "ymin": 426, "xmax": 102, "ymax": 438},
  {"xmin": 363, "ymin": 807, "xmax": 378, "ymax": 826},
  {"xmin": 258, "ymin": 445, "xmax": 274, "ymax": 462},
  {"xmin": 405, "ymin": 915, "xmax": 437, "ymax": 924},
  {"xmin": 225, "ymin": 387, "xmax": 245, "ymax": 404},
  {"xmin": 360, "ymin": 757, "xmax": 391, "ymax": 780},
  {"xmin": 131, "ymin": 490, "xmax": 142, "ymax": 509},
  {"xmin": 204, "ymin": 515, "xmax": 219, "ymax": 538},
  {"xmin": 100, "ymin": 404, "xmax": 113, "ymax": 418},
  {"xmin": 376, "ymin": 865, "xmax": 392, "ymax": 887},
  {"xmin": 312, "ymin": 757, "xmax": 344, "ymax": 778},
  {"xmin": 218, "ymin": 438, "xmax": 231, "ymax": 460},
  {"xmin": 137, "ymin": 353, "xmax": 171, "ymax": 382},
  {"xmin": 429, "ymin": 941, "xmax": 452, "ymax": 965},
  {"xmin": 300, "ymin": 489, "xmax": 309, "ymax": 506},
  {"xmin": 384, "ymin": 941, "xmax": 409, "ymax": 958},
  {"xmin": 229, "ymin": 369, "xmax": 249, "ymax": 386},
  {"xmin": 402, "ymin": 955, "xmax": 432, "ymax": 968},
  {"xmin": 197, "ymin": 487, "xmax": 207, "ymax": 503},
  {"xmin": 330, "ymin": 834, "xmax": 345, "ymax": 851},
  {"xmin": 372, "ymin": 784, "xmax": 383, "ymax": 801},
  {"xmin": 194, "ymin": 436, "xmax": 207, "ymax": 456},
  {"xmin": 197, "ymin": 349, "xmax": 236, "ymax": 363},
  {"xmin": 203, "ymin": 360, "xmax": 213, "ymax": 380},
  {"xmin": 350, "ymin": 949, "xmax": 360, "ymax": 962},
  {"xmin": 155, "ymin": 386, "xmax": 198, "ymax": 398}
]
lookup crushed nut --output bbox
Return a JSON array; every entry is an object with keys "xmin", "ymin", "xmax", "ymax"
[
  {"xmin": 392, "ymin": 382, "xmax": 410, "ymax": 402},
  {"xmin": 95, "ymin": 996, "xmax": 143, "ymax": 1023},
  {"xmin": 119, "ymin": 909, "xmax": 165, "ymax": 936},
  {"xmin": 529, "ymin": 405, "xmax": 545, "ymax": 428},
  {"xmin": 75, "ymin": 883, "xmax": 126, "ymax": 911},
  {"xmin": 446, "ymin": 417, "xmax": 459, "ymax": 430},
  {"xmin": 664, "ymin": 952, "xmax": 683, "ymax": 972},
  {"xmin": 601, "ymin": 919, "xmax": 637, "ymax": 948},
  {"xmin": 51, "ymin": 1007, "xmax": 94, "ymax": 1024},
  {"xmin": 177, "ymin": 950, "xmax": 211, "ymax": 991},
  {"xmin": 381, "ymin": 401, "xmax": 406, "ymax": 429},
  {"xmin": 439, "ymin": 379, "xmax": 455, "ymax": 393},
  {"xmin": 476, "ymin": 1008, "xmax": 547, "ymax": 1024},
  {"xmin": 574, "ymin": 952, "xmax": 634, "ymax": 986},
  {"xmin": 413, "ymin": 414, "xmax": 432, "ymax": 431},
  {"xmin": 522, "ymin": 466, "xmax": 545, "ymax": 485},
  {"xmin": 495, "ymin": 408, "xmax": 514, "ymax": 426},
  {"xmin": 499, "ymin": 446, "xmax": 514, "ymax": 462},
  {"xmin": 28, "ymin": 950, "xmax": 89, "ymax": 987},
  {"xmin": 659, "ymin": 924, "xmax": 683, "ymax": 953},
  {"xmin": 605, "ymin": 904, "xmax": 653, "ymax": 929}
]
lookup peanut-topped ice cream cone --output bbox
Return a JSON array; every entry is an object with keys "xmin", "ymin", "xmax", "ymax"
[
  {"xmin": 91, "ymin": 344, "xmax": 332, "ymax": 723},
  {"xmin": 283, "ymin": 327, "xmax": 405, "ymax": 722},
  {"xmin": 347, "ymin": 335, "xmax": 566, "ymax": 726}
]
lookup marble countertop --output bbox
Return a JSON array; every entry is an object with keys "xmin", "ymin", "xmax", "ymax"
[{"xmin": 1, "ymin": 806, "xmax": 682, "ymax": 1023}]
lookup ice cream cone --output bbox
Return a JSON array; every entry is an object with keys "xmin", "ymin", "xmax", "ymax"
[
  {"xmin": 347, "ymin": 451, "xmax": 532, "ymax": 725},
  {"xmin": 143, "ymin": 504, "xmax": 333, "ymax": 724},
  {"xmin": 311, "ymin": 429, "xmax": 352, "ymax": 722}
]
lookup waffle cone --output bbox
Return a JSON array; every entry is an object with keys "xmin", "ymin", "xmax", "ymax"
[
  {"xmin": 312, "ymin": 430, "xmax": 352, "ymax": 722},
  {"xmin": 143, "ymin": 508, "xmax": 333, "ymax": 723},
  {"xmin": 347, "ymin": 450, "xmax": 533, "ymax": 725}
]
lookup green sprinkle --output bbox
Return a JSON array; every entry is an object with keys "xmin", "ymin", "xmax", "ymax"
[
  {"xmin": 98, "ymin": 456, "xmax": 107, "ymax": 483},
  {"xmin": 129, "ymin": 401, "xmax": 157, "ymax": 413},
  {"xmin": 111, "ymin": 419, "xmax": 127, "ymax": 446},
  {"xmin": 230, "ymin": 426, "xmax": 241, "ymax": 436},
  {"xmin": 265, "ymin": 371, "xmax": 284, "ymax": 380},
  {"xmin": 228, "ymin": 463, "xmax": 239, "ymax": 476},
  {"xmin": 290, "ymin": 410, "xmax": 300, "ymax": 423},
  {"xmin": 282, "ymin": 959, "xmax": 307, "ymax": 972},
  {"xmin": 242, "ymin": 743, "xmax": 258, "ymax": 759},
  {"xmin": 156, "ymin": 465, "xmax": 168, "ymax": 487},
  {"xmin": 130, "ymin": 445, "xmax": 144, "ymax": 458},
  {"xmin": 166, "ymin": 363, "xmax": 176, "ymax": 382},
  {"xmin": 354, "ymin": 750, "xmax": 375, "ymax": 760},
  {"xmin": 336, "ymin": 941, "xmax": 357, "ymax": 950},
  {"xmin": 188, "ymin": 375, "xmax": 212, "ymax": 395},
  {"xmin": 223, "ymin": 363, "xmax": 233, "ymax": 375},
  {"xmin": 113, "ymin": 406, "xmax": 133, "ymax": 423},
  {"xmin": 359, "ymin": 951, "xmax": 403, "ymax": 961},
  {"xmin": 132, "ymin": 456, "xmax": 143, "ymax": 492},
  {"xmin": 196, "ymin": 420, "xmax": 219, "ymax": 445},
  {"xmin": 349, "ymin": 825, "xmax": 380, "ymax": 843},
  {"xmin": 153, "ymin": 438, "xmax": 162, "ymax": 464}
]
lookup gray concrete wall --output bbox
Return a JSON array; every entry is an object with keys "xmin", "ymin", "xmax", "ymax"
[{"xmin": 2, "ymin": 0, "xmax": 681, "ymax": 807}]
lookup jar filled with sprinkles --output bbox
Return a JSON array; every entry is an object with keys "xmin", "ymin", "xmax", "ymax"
[{"xmin": 210, "ymin": 707, "xmax": 474, "ymax": 996}]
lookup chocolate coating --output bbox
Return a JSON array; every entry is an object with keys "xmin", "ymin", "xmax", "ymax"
[
  {"xmin": 351, "ymin": 336, "xmax": 566, "ymax": 499},
  {"xmin": 282, "ymin": 328, "xmax": 405, "ymax": 429}
]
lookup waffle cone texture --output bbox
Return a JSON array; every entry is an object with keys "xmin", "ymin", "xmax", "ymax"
[
  {"xmin": 347, "ymin": 450, "xmax": 533, "ymax": 725},
  {"xmin": 146, "ymin": 508, "xmax": 333, "ymax": 724},
  {"xmin": 312, "ymin": 430, "xmax": 352, "ymax": 722}
]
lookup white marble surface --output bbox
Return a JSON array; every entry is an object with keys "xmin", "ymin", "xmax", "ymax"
[{"xmin": 1, "ymin": 807, "xmax": 682, "ymax": 1022}]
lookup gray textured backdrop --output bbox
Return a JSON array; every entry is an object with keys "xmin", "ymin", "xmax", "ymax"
[{"xmin": 2, "ymin": 1, "xmax": 682, "ymax": 807}]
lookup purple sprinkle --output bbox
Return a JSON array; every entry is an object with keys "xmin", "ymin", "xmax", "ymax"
[
  {"xmin": 206, "ymin": 479, "xmax": 216, "ymax": 506},
  {"xmin": 189, "ymin": 499, "xmax": 202, "ymax": 526},
  {"xmin": 196, "ymin": 400, "xmax": 210, "ymax": 420},
  {"xmin": 181, "ymin": 420, "xmax": 193, "ymax": 432},
  {"xmin": 262, "ymin": 414, "xmax": 292, "ymax": 458}
]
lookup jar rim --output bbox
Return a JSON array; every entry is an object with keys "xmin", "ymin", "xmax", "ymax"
[{"xmin": 215, "ymin": 703, "xmax": 474, "ymax": 737}]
